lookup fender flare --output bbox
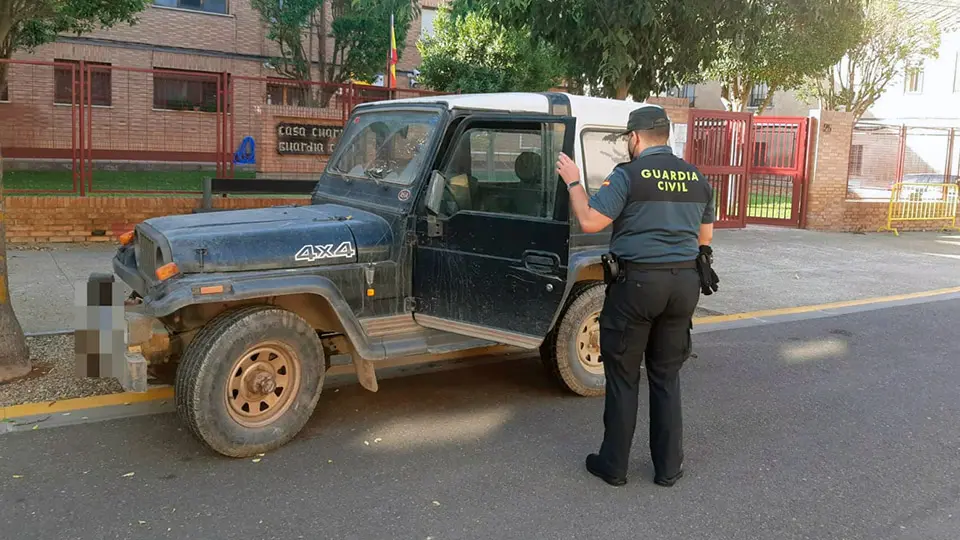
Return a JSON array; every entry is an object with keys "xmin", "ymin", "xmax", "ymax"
[
  {"xmin": 137, "ymin": 273, "xmax": 388, "ymax": 361},
  {"xmin": 546, "ymin": 249, "xmax": 606, "ymax": 332}
]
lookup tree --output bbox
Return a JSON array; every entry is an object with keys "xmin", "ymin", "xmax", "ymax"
[
  {"xmin": 0, "ymin": 147, "xmax": 29, "ymax": 382},
  {"xmin": 416, "ymin": 8, "xmax": 564, "ymax": 94},
  {"xmin": 251, "ymin": 0, "xmax": 419, "ymax": 105},
  {"xmin": 0, "ymin": 0, "xmax": 148, "ymax": 382},
  {"xmin": 798, "ymin": 0, "xmax": 941, "ymax": 120},
  {"xmin": 473, "ymin": 0, "xmax": 747, "ymax": 100},
  {"xmin": 702, "ymin": 0, "xmax": 864, "ymax": 114},
  {"xmin": 0, "ymin": 0, "xmax": 147, "ymax": 99}
]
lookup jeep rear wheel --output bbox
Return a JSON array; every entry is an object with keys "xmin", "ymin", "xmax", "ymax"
[
  {"xmin": 175, "ymin": 306, "xmax": 325, "ymax": 458},
  {"xmin": 543, "ymin": 283, "xmax": 606, "ymax": 397}
]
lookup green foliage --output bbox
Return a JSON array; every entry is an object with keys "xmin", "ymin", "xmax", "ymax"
[
  {"xmin": 798, "ymin": 0, "xmax": 941, "ymax": 120},
  {"xmin": 251, "ymin": 0, "xmax": 419, "ymax": 86},
  {"xmin": 472, "ymin": 0, "xmax": 746, "ymax": 100},
  {"xmin": 416, "ymin": 8, "xmax": 563, "ymax": 93},
  {"xmin": 2, "ymin": 0, "xmax": 147, "ymax": 54},
  {"xmin": 702, "ymin": 0, "xmax": 864, "ymax": 113}
]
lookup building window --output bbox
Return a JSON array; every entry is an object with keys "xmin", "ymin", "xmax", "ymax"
[
  {"xmin": 0, "ymin": 80, "xmax": 8, "ymax": 102},
  {"xmin": 420, "ymin": 8, "xmax": 438, "ymax": 39},
  {"xmin": 153, "ymin": 0, "xmax": 228, "ymax": 15},
  {"xmin": 849, "ymin": 144, "xmax": 864, "ymax": 175},
  {"xmin": 905, "ymin": 67, "xmax": 923, "ymax": 94},
  {"xmin": 266, "ymin": 79, "xmax": 310, "ymax": 107},
  {"xmin": 666, "ymin": 84, "xmax": 696, "ymax": 107},
  {"xmin": 749, "ymin": 83, "xmax": 771, "ymax": 108},
  {"xmin": 153, "ymin": 68, "xmax": 219, "ymax": 111},
  {"xmin": 53, "ymin": 60, "xmax": 112, "ymax": 106}
]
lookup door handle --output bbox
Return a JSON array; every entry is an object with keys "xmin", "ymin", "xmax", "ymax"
[{"xmin": 523, "ymin": 251, "xmax": 560, "ymax": 273}]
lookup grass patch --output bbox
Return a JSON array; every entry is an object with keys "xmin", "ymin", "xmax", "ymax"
[
  {"xmin": 4, "ymin": 170, "xmax": 256, "ymax": 194},
  {"xmin": 746, "ymin": 193, "xmax": 792, "ymax": 219}
]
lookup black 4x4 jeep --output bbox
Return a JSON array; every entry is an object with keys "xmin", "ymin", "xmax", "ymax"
[{"xmin": 108, "ymin": 92, "xmax": 650, "ymax": 457}]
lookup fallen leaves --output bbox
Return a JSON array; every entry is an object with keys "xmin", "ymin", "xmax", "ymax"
[{"xmin": 121, "ymin": 472, "xmax": 135, "ymax": 478}]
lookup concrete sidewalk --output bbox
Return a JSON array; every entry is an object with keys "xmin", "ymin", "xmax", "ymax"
[{"xmin": 7, "ymin": 227, "xmax": 960, "ymax": 333}]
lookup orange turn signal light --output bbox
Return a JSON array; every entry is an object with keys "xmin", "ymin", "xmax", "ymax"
[
  {"xmin": 119, "ymin": 231, "xmax": 135, "ymax": 246},
  {"xmin": 199, "ymin": 285, "xmax": 225, "ymax": 295},
  {"xmin": 155, "ymin": 262, "xmax": 180, "ymax": 281}
]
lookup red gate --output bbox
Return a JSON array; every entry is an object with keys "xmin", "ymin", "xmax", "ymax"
[
  {"xmin": 685, "ymin": 110, "xmax": 754, "ymax": 228},
  {"xmin": 747, "ymin": 117, "xmax": 809, "ymax": 227}
]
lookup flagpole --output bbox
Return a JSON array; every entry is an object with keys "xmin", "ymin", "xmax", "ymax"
[{"xmin": 389, "ymin": 13, "xmax": 396, "ymax": 95}]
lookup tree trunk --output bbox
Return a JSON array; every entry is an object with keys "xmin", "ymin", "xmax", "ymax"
[{"xmin": 0, "ymin": 144, "xmax": 31, "ymax": 382}]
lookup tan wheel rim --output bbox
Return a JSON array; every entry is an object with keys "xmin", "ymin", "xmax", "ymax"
[
  {"xmin": 576, "ymin": 310, "xmax": 604, "ymax": 375},
  {"xmin": 225, "ymin": 341, "xmax": 301, "ymax": 428}
]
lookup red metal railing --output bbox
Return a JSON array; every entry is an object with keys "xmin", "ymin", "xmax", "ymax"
[
  {"xmin": 847, "ymin": 123, "xmax": 960, "ymax": 202},
  {"xmin": 685, "ymin": 110, "xmax": 755, "ymax": 229},
  {"xmin": 748, "ymin": 117, "xmax": 808, "ymax": 226},
  {"xmin": 0, "ymin": 57, "xmax": 447, "ymax": 196},
  {"xmin": 0, "ymin": 59, "xmax": 82, "ymax": 194}
]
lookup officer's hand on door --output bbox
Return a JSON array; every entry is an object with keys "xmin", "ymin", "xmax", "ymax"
[{"xmin": 556, "ymin": 153, "xmax": 580, "ymax": 187}]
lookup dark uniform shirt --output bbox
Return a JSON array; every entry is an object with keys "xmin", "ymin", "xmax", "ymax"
[{"xmin": 589, "ymin": 145, "xmax": 715, "ymax": 264}]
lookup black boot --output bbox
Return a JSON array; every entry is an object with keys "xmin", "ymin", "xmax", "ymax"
[
  {"xmin": 654, "ymin": 467, "xmax": 684, "ymax": 487},
  {"xmin": 585, "ymin": 454, "xmax": 627, "ymax": 487}
]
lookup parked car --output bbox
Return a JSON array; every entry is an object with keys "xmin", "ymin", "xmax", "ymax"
[{"xmin": 100, "ymin": 92, "xmax": 672, "ymax": 458}]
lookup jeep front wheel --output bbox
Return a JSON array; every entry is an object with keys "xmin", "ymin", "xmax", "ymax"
[
  {"xmin": 544, "ymin": 283, "xmax": 606, "ymax": 397},
  {"xmin": 175, "ymin": 306, "xmax": 325, "ymax": 458}
]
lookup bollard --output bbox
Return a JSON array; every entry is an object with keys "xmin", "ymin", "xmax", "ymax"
[
  {"xmin": 74, "ymin": 273, "xmax": 147, "ymax": 392},
  {"xmin": 201, "ymin": 176, "xmax": 213, "ymax": 210}
]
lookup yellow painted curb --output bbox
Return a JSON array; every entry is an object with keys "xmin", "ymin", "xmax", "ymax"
[
  {"xmin": 1, "ymin": 386, "xmax": 174, "ymax": 422},
  {"xmin": 4, "ymin": 286, "xmax": 959, "ymax": 422},
  {"xmin": 692, "ymin": 286, "xmax": 960, "ymax": 326}
]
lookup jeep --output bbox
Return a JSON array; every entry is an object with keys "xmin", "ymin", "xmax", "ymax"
[{"xmin": 107, "ymin": 92, "xmax": 674, "ymax": 457}]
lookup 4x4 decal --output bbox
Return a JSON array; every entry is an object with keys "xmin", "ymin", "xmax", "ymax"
[{"xmin": 295, "ymin": 241, "xmax": 356, "ymax": 262}]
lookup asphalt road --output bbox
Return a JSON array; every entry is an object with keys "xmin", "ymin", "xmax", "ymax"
[{"xmin": 3, "ymin": 298, "xmax": 960, "ymax": 540}]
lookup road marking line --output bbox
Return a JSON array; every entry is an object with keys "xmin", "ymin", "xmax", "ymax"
[
  {"xmin": 1, "ymin": 386, "xmax": 173, "ymax": 422},
  {"xmin": 692, "ymin": 286, "xmax": 960, "ymax": 325},
  {"xmin": 4, "ymin": 286, "xmax": 959, "ymax": 422}
]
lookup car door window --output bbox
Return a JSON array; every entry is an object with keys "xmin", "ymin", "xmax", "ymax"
[
  {"xmin": 439, "ymin": 123, "xmax": 565, "ymax": 219},
  {"xmin": 581, "ymin": 130, "xmax": 629, "ymax": 194}
]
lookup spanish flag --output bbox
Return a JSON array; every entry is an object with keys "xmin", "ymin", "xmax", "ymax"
[{"xmin": 387, "ymin": 14, "xmax": 398, "ymax": 88}]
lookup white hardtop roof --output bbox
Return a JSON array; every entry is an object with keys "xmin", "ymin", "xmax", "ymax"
[{"xmin": 357, "ymin": 92, "xmax": 662, "ymax": 131}]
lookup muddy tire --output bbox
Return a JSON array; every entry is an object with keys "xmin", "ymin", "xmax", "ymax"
[
  {"xmin": 175, "ymin": 305, "xmax": 325, "ymax": 458},
  {"xmin": 542, "ymin": 283, "xmax": 606, "ymax": 397}
]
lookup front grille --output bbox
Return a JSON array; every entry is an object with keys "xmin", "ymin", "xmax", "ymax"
[{"xmin": 137, "ymin": 233, "xmax": 159, "ymax": 282}]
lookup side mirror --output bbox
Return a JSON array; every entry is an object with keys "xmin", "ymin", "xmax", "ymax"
[{"xmin": 425, "ymin": 170, "xmax": 445, "ymax": 215}]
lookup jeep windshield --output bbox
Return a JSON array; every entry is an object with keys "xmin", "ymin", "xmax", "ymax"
[{"xmin": 328, "ymin": 109, "xmax": 441, "ymax": 185}]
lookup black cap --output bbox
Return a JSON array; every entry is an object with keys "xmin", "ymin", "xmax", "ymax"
[{"xmin": 622, "ymin": 105, "xmax": 670, "ymax": 134}]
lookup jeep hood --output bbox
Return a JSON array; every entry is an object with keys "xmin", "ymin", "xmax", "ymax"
[{"xmin": 135, "ymin": 204, "xmax": 392, "ymax": 274}]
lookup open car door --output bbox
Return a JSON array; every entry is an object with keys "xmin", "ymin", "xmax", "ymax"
[{"xmin": 411, "ymin": 113, "xmax": 576, "ymax": 349}]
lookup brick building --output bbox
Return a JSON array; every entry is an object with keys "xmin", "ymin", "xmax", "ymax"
[
  {"xmin": 0, "ymin": 0, "xmax": 447, "ymax": 177},
  {"xmin": 6, "ymin": 0, "xmax": 444, "ymax": 89}
]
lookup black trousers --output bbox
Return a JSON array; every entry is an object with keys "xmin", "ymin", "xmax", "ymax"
[{"xmin": 596, "ymin": 266, "xmax": 701, "ymax": 479}]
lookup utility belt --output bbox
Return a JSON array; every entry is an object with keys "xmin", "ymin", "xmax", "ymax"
[{"xmin": 601, "ymin": 253, "xmax": 696, "ymax": 284}]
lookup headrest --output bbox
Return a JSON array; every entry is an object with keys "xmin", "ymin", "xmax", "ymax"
[{"xmin": 514, "ymin": 151, "xmax": 542, "ymax": 184}]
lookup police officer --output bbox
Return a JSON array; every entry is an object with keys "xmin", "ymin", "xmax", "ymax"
[{"xmin": 556, "ymin": 105, "xmax": 719, "ymax": 488}]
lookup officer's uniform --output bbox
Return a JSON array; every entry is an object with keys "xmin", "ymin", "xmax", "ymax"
[{"xmin": 586, "ymin": 109, "xmax": 715, "ymax": 487}]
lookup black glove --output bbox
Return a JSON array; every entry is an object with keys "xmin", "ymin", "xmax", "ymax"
[{"xmin": 695, "ymin": 245, "xmax": 719, "ymax": 295}]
